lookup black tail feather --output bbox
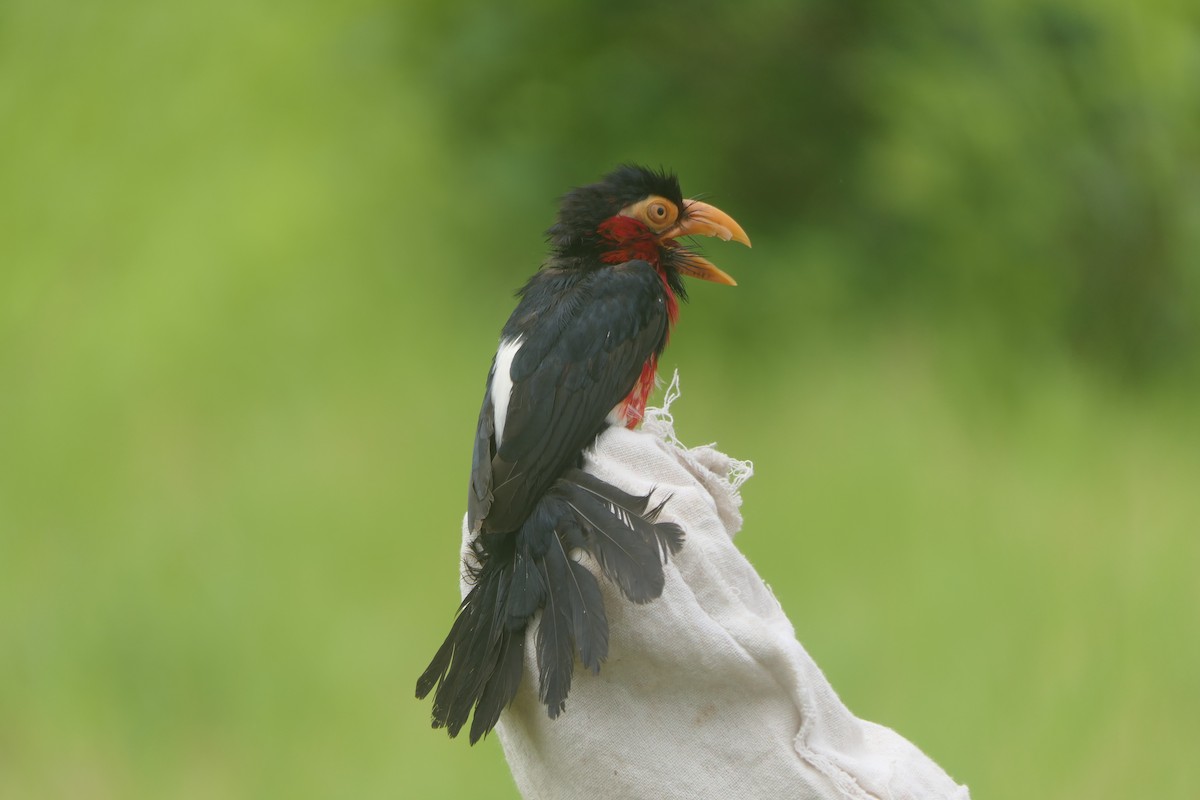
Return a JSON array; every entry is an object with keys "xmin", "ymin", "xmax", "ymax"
[
  {"xmin": 416, "ymin": 470, "xmax": 683, "ymax": 741},
  {"xmin": 551, "ymin": 470, "xmax": 683, "ymax": 603},
  {"xmin": 439, "ymin": 563, "xmax": 506, "ymax": 737},
  {"xmin": 504, "ymin": 544, "xmax": 545, "ymax": 629},
  {"xmin": 414, "ymin": 598, "xmax": 465, "ymax": 701},
  {"xmin": 535, "ymin": 540, "xmax": 576, "ymax": 717},
  {"xmin": 566, "ymin": 557, "xmax": 608, "ymax": 672},
  {"xmin": 561, "ymin": 486, "xmax": 662, "ymax": 602},
  {"xmin": 468, "ymin": 625, "xmax": 523, "ymax": 744},
  {"xmin": 567, "ymin": 468, "xmax": 684, "ymax": 560}
]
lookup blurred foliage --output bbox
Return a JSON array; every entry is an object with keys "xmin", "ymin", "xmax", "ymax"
[
  {"xmin": 401, "ymin": 0, "xmax": 1200, "ymax": 380},
  {"xmin": 1, "ymin": 0, "xmax": 1198, "ymax": 799}
]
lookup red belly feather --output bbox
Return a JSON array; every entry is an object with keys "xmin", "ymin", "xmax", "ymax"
[{"xmin": 618, "ymin": 355, "xmax": 659, "ymax": 428}]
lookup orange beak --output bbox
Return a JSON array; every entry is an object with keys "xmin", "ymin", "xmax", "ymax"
[{"xmin": 661, "ymin": 199, "xmax": 751, "ymax": 286}]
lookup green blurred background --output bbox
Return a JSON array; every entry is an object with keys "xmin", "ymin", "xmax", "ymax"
[{"xmin": 2, "ymin": 0, "xmax": 1198, "ymax": 797}]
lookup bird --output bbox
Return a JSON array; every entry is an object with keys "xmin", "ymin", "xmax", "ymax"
[{"xmin": 415, "ymin": 165, "xmax": 750, "ymax": 744}]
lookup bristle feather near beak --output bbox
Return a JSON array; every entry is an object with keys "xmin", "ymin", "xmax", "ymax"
[{"xmin": 658, "ymin": 199, "xmax": 748, "ymax": 285}]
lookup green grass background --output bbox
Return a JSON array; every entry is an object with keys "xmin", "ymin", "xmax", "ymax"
[{"xmin": 2, "ymin": 2, "xmax": 1198, "ymax": 797}]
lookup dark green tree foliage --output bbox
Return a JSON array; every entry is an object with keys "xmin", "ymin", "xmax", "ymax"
[{"xmin": 400, "ymin": 0, "xmax": 1199, "ymax": 380}]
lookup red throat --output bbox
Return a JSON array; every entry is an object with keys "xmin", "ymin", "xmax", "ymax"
[
  {"xmin": 597, "ymin": 216, "xmax": 680, "ymax": 325},
  {"xmin": 597, "ymin": 215, "xmax": 678, "ymax": 427}
]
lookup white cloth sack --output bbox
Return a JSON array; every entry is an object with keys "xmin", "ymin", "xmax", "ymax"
[{"xmin": 461, "ymin": 379, "xmax": 970, "ymax": 800}]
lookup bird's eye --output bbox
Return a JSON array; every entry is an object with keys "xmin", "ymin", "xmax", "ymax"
[{"xmin": 619, "ymin": 196, "xmax": 678, "ymax": 229}]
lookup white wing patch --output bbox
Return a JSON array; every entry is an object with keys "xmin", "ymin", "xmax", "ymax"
[{"xmin": 491, "ymin": 336, "xmax": 523, "ymax": 446}]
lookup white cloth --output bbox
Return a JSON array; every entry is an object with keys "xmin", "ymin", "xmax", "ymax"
[{"xmin": 461, "ymin": 378, "xmax": 970, "ymax": 800}]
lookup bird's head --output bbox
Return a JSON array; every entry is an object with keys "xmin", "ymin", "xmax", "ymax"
[{"xmin": 547, "ymin": 165, "xmax": 751, "ymax": 296}]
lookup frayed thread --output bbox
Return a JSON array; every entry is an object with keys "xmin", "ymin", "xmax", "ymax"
[{"xmin": 644, "ymin": 370, "xmax": 755, "ymax": 494}]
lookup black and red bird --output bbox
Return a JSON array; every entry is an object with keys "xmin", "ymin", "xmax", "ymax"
[{"xmin": 416, "ymin": 165, "xmax": 750, "ymax": 743}]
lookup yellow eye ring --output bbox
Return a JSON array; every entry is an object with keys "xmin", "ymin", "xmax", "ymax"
[{"xmin": 617, "ymin": 195, "xmax": 680, "ymax": 232}]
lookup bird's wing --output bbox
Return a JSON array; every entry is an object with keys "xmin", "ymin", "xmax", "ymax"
[
  {"xmin": 466, "ymin": 360, "xmax": 496, "ymax": 533},
  {"xmin": 468, "ymin": 261, "xmax": 668, "ymax": 534}
]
